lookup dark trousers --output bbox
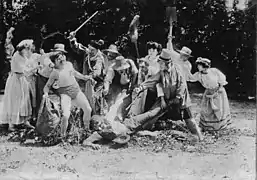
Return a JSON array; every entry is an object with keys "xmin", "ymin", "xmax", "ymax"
[{"xmin": 36, "ymin": 74, "xmax": 48, "ymax": 114}]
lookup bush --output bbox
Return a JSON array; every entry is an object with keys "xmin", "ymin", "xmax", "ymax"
[{"xmin": 0, "ymin": 0, "xmax": 255, "ymax": 97}]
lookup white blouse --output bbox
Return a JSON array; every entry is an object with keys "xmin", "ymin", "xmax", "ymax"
[
  {"xmin": 144, "ymin": 55, "xmax": 160, "ymax": 76},
  {"xmin": 188, "ymin": 68, "xmax": 228, "ymax": 89}
]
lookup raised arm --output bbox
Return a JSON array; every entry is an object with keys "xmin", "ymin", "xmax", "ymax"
[
  {"xmin": 166, "ymin": 35, "xmax": 174, "ymax": 51},
  {"xmin": 69, "ymin": 37, "xmax": 89, "ymax": 54}
]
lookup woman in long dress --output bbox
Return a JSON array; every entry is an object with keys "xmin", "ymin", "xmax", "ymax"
[
  {"xmin": 1, "ymin": 39, "xmax": 39, "ymax": 131},
  {"xmin": 187, "ymin": 57, "xmax": 231, "ymax": 132}
]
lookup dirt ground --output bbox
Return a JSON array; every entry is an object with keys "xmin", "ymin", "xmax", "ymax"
[{"xmin": 0, "ymin": 94, "xmax": 255, "ymax": 180}]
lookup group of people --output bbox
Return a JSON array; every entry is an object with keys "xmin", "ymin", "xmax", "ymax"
[{"xmin": 0, "ymin": 28, "xmax": 232, "ymax": 146}]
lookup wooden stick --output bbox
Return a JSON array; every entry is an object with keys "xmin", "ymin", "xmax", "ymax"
[{"xmin": 74, "ymin": 11, "xmax": 99, "ymax": 34}]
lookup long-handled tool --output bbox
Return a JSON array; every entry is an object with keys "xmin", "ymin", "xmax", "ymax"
[
  {"xmin": 67, "ymin": 11, "xmax": 99, "ymax": 39},
  {"xmin": 128, "ymin": 15, "xmax": 140, "ymax": 59},
  {"xmin": 74, "ymin": 11, "xmax": 99, "ymax": 34}
]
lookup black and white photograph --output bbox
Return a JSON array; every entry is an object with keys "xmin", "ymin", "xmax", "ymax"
[{"xmin": 0, "ymin": 0, "xmax": 256, "ymax": 179}]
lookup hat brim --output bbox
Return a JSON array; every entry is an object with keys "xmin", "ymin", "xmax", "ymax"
[
  {"xmin": 178, "ymin": 50, "xmax": 192, "ymax": 57},
  {"xmin": 113, "ymin": 63, "xmax": 130, "ymax": 71},
  {"xmin": 158, "ymin": 56, "xmax": 171, "ymax": 62},
  {"xmin": 51, "ymin": 49, "xmax": 68, "ymax": 53},
  {"xmin": 103, "ymin": 49, "xmax": 121, "ymax": 55}
]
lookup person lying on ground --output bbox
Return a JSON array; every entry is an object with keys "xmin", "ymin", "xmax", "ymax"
[
  {"xmin": 186, "ymin": 57, "xmax": 231, "ymax": 132},
  {"xmin": 43, "ymin": 43, "xmax": 94, "ymax": 140},
  {"xmin": 123, "ymin": 49, "xmax": 204, "ymax": 141}
]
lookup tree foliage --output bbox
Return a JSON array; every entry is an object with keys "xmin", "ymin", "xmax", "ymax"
[{"xmin": 0, "ymin": 0, "xmax": 255, "ymax": 97}]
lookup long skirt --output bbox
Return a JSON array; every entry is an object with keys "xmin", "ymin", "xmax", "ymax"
[
  {"xmin": 0, "ymin": 72, "xmax": 32, "ymax": 125},
  {"xmin": 199, "ymin": 87, "xmax": 231, "ymax": 132}
]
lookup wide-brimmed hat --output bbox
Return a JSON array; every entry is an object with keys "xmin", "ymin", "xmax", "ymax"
[
  {"xmin": 158, "ymin": 49, "xmax": 172, "ymax": 62},
  {"xmin": 195, "ymin": 57, "xmax": 211, "ymax": 67},
  {"xmin": 112, "ymin": 56, "xmax": 130, "ymax": 71},
  {"xmin": 103, "ymin": 44, "xmax": 121, "ymax": 55},
  {"xmin": 51, "ymin": 43, "xmax": 67, "ymax": 53},
  {"xmin": 178, "ymin": 46, "xmax": 192, "ymax": 57}
]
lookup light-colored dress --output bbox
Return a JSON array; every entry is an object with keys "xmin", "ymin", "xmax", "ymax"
[
  {"xmin": 144, "ymin": 55, "xmax": 160, "ymax": 78},
  {"xmin": 188, "ymin": 68, "xmax": 231, "ymax": 131},
  {"xmin": 0, "ymin": 52, "xmax": 33, "ymax": 125}
]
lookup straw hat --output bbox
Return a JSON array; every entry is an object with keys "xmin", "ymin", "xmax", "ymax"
[
  {"xmin": 51, "ymin": 43, "xmax": 67, "ymax": 53},
  {"xmin": 158, "ymin": 49, "xmax": 172, "ymax": 62},
  {"xmin": 178, "ymin": 46, "xmax": 192, "ymax": 57},
  {"xmin": 103, "ymin": 44, "xmax": 121, "ymax": 55},
  {"xmin": 112, "ymin": 56, "xmax": 130, "ymax": 71}
]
